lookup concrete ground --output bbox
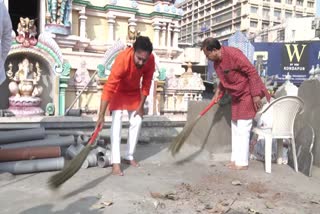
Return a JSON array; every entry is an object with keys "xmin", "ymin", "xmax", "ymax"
[{"xmin": 0, "ymin": 142, "xmax": 320, "ymax": 214}]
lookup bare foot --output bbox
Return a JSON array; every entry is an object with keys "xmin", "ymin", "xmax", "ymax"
[
  {"xmin": 122, "ymin": 159, "xmax": 140, "ymax": 167},
  {"xmin": 225, "ymin": 161, "xmax": 235, "ymax": 167},
  {"xmin": 112, "ymin": 164, "xmax": 124, "ymax": 176},
  {"xmin": 228, "ymin": 165, "xmax": 248, "ymax": 170}
]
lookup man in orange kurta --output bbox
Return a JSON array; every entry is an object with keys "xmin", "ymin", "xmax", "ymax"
[{"xmin": 96, "ymin": 36, "xmax": 155, "ymax": 176}]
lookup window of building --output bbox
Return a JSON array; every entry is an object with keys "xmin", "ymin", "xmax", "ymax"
[
  {"xmin": 193, "ymin": 22, "xmax": 198, "ymax": 32},
  {"xmin": 263, "ymin": 8, "xmax": 270, "ymax": 18},
  {"xmin": 296, "ymin": 13, "xmax": 303, "ymax": 18},
  {"xmin": 285, "ymin": 11, "xmax": 292, "ymax": 18},
  {"xmin": 251, "ymin": 6, "xmax": 258, "ymax": 13},
  {"xmin": 234, "ymin": 23, "xmax": 240, "ymax": 30},
  {"xmin": 234, "ymin": 8, "xmax": 241, "ymax": 16},
  {"xmin": 187, "ymin": 24, "xmax": 192, "ymax": 34},
  {"xmin": 285, "ymin": 0, "xmax": 292, "ymax": 4},
  {"xmin": 262, "ymin": 22, "xmax": 269, "ymax": 29},
  {"xmin": 296, "ymin": 0, "xmax": 303, "ymax": 6},
  {"xmin": 274, "ymin": 10, "xmax": 281, "ymax": 19},
  {"xmin": 261, "ymin": 34, "xmax": 268, "ymax": 42},
  {"xmin": 212, "ymin": 12, "xmax": 233, "ymax": 24},
  {"xmin": 250, "ymin": 21, "xmax": 258, "ymax": 28},
  {"xmin": 307, "ymin": 1, "xmax": 314, "ymax": 7},
  {"xmin": 277, "ymin": 29, "xmax": 285, "ymax": 41},
  {"xmin": 292, "ymin": 30, "xmax": 296, "ymax": 40},
  {"xmin": 274, "ymin": 0, "xmax": 281, "ymax": 3}
]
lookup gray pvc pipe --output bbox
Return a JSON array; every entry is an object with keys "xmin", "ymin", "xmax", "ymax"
[
  {"xmin": 0, "ymin": 135, "xmax": 75, "ymax": 149},
  {"xmin": 97, "ymin": 150, "xmax": 111, "ymax": 168},
  {"xmin": 81, "ymin": 151, "xmax": 97, "ymax": 169},
  {"xmin": 65, "ymin": 144, "xmax": 85, "ymax": 159},
  {"xmin": 97, "ymin": 155, "xmax": 111, "ymax": 168},
  {"xmin": 0, "ymin": 157, "xmax": 65, "ymax": 174},
  {"xmin": 0, "ymin": 128, "xmax": 46, "ymax": 144}
]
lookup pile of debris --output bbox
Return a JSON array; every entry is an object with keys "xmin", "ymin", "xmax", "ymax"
[{"xmin": 0, "ymin": 127, "xmax": 111, "ymax": 174}]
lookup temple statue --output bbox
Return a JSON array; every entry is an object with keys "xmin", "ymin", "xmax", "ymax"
[
  {"xmin": 16, "ymin": 17, "xmax": 38, "ymax": 47},
  {"xmin": 127, "ymin": 25, "xmax": 140, "ymax": 43},
  {"xmin": 6, "ymin": 58, "xmax": 44, "ymax": 116},
  {"xmin": 46, "ymin": 0, "xmax": 72, "ymax": 26}
]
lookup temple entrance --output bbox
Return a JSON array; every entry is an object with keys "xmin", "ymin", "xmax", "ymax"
[{"xmin": 9, "ymin": 0, "xmax": 38, "ymax": 34}]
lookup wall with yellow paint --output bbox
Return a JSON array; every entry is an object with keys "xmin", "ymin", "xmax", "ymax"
[
  {"xmin": 137, "ymin": 22, "xmax": 154, "ymax": 41},
  {"xmin": 115, "ymin": 17, "xmax": 129, "ymax": 41},
  {"xmin": 72, "ymin": 11, "xmax": 79, "ymax": 36},
  {"xmin": 86, "ymin": 16, "xmax": 108, "ymax": 41}
]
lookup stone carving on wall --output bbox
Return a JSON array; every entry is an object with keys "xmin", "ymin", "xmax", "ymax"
[
  {"xmin": 6, "ymin": 58, "xmax": 44, "ymax": 116},
  {"xmin": 45, "ymin": 0, "xmax": 72, "ymax": 35},
  {"xmin": 7, "ymin": 58, "xmax": 43, "ymax": 98},
  {"xmin": 16, "ymin": 17, "xmax": 38, "ymax": 47},
  {"xmin": 69, "ymin": 60, "xmax": 96, "ymax": 88},
  {"xmin": 46, "ymin": 0, "xmax": 71, "ymax": 26}
]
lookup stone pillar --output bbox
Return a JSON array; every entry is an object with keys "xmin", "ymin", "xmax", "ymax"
[
  {"xmin": 107, "ymin": 15, "xmax": 116, "ymax": 44},
  {"xmin": 166, "ymin": 23, "xmax": 172, "ymax": 48},
  {"xmin": 173, "ymin": 24, "xmax": 180, "ymax": 48},
  {"xmin": 152, "ymin": 21, "xmax": 161, "ymax": 47},
  {"xmin": 79, "ymin": 9, "xmax": 87, "ymax": 39},
  {"xmin": 39, "ymin": 0, "xmax": 46, "ymax": 34},
  {"xmin": 160, "ymin": 24, "xmax": 167, "ymax": 47},
  {"xmin": 59, "ymin": 82, "xmax": 68, "ymax": 115}
]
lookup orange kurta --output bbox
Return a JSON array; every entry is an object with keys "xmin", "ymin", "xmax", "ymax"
[{"xmin": 101, "ymin": 47, "xmax": 155, "ymax": 111}]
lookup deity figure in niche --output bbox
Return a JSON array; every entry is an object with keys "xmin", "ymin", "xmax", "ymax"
[{"xmin": 6, "ymin": 58, "xmax": 43, "ymax": 97}]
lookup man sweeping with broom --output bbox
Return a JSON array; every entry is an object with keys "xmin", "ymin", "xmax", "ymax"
[
  {"xmin": 96, "ymin": 36, "xmax": 155, "ymax": 176},
  {"xmin": 48, "ymin": 36, "xmax": 155, "ymax": 188},
  {"xmin": 201, "ymin": 38, "xmax": 270, "ymax": 170}
]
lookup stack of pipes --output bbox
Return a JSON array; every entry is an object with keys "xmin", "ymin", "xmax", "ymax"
[{"xmin": 0, "ymin": 128, "xmax": 111, "ymax": 175}]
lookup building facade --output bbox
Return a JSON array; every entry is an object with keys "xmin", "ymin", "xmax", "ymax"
[
  {"xmin": 254, "ymin": 17, "xmax": 320, "ymax": 42},
  {"xmin": 177, "ymin": 0, "xmax": 316, "ymax": 45}
]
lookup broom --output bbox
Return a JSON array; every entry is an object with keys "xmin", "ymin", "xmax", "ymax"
[
  {"xmin": 48, "ymin": 124, "xmax": 103, "ymax": 189},
  {"xmin": 169, "ymin": 94, "xmax": 223, "ymax": 156}
]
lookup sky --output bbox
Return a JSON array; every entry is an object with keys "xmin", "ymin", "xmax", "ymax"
[{"xmin": 317, "ymin": 0, "xmax": 320, "ymax": 16}]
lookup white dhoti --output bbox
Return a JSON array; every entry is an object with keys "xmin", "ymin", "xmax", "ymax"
[
  {"xmin": 110, "ymin": 110, "xmax": 142, "ymax": 164},
  {"xmin": 231, "ymin": 119, "xmax": 253, "ymax": 166}
]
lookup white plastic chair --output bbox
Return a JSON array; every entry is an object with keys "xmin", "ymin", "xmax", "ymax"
[{"xmin": 252, "ymin": 96, "xmax": 304, "ymax": 173}]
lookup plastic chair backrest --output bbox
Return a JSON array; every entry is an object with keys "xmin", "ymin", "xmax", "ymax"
[
  {"xmin": 272, "ymin": 96, "xmax": 304, "ymax": 137},
  {"xmin": 262, "ymin": 96, "xmax": 304, "ymax": 137}
]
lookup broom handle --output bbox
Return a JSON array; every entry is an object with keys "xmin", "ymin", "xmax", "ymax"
[
  {"xmin": 87, "ymin": 124, "xmax": 103, "ymax": 145},
  {"xmin": 199, "ymin": 94, "xmax": 223, "ymax": 116},
  {"xmin": 65, "ymin": 69, "xmax": 98, "ymax": 115}
]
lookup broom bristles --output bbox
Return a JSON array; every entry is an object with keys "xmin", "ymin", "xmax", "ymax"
[
  {"xmin": 169, "ymin": 115, "xmax": 201, "ymax": 156},
  {"xmin": 48, "ymin": 144, "xmax": 92, "ymax": 189}
]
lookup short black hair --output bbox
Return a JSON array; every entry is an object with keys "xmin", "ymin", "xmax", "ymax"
[
  {"xmin": 201, "ymin": 37, "xmax": 221, "ymax": 51},
  {"xmin": 133, "ymin": 36, "xmax": 153, "ymax": 54}
]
